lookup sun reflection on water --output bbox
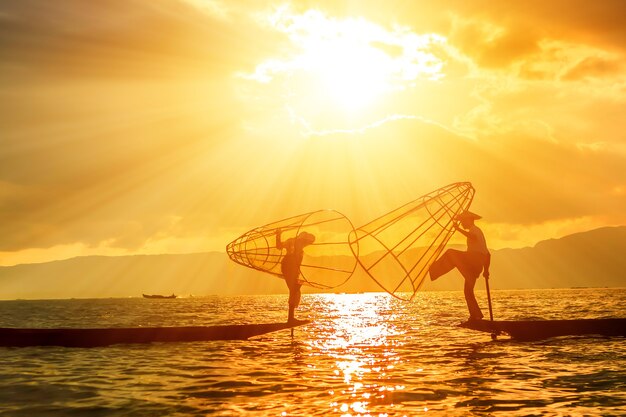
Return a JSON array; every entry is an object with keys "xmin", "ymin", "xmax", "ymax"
[{"xmin": 308, "ymin": 293, "xmax": 407, "ymax": 416}]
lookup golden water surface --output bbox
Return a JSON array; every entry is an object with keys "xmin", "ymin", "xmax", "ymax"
[{"xmin": 1, "ymin": 288, "xmax": 625, "ymax": 416}]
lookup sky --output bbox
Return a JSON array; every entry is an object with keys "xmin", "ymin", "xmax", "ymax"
[{"xmin": 1, "ymin": 0, "xmax": 625, "ymax": 266}]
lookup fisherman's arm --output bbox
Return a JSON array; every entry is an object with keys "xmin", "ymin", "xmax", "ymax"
[
  {"xmin": 453, "ymin": 222, "xmax": 470, "ymax": 237},
  {"xmin": 275, "ymin": 229, "xmax": 283, "ymax": 249}
]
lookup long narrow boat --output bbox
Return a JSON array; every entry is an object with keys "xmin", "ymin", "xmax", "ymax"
[
  {"xmin": 0, "ymin": 320, "xmax": 311, "ymax": 348},
  {"xmin": 460, "ymin": 318, "xmax": 626, "ymax": 341}
]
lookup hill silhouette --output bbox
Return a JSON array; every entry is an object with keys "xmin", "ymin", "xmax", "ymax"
[{"xmin": 1, "ymin": 226, "xmax": 624, "ymax": 299}]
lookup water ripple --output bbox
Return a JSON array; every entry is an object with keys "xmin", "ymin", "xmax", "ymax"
[{"xmin": 0, "ymin": 289, "xmax": 625, "ymax": 416}]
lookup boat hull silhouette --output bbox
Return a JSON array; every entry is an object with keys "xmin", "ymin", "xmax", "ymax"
[
  {"xmin": 0, "ymin": 321, "xmax": 311, "ymax": 347},
  {"xmin": 460, "ymin": 318, "xmax": 626, "ymax": 341},
  {"xmin": 142, "ymin": 294, "xmax": 177, "ymax": 299}
]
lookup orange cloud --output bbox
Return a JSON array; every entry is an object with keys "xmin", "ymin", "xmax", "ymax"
[
  {"xmin": 562, "ymin": 56, "xmax": 623, "ymax": 81},
  {"xmin": 0, "ymin": 0, "xmax": 276, "ymax": 80},
  {"xmin": 449, "ymin": 16, "xmax": 539, "ymax": 68}
]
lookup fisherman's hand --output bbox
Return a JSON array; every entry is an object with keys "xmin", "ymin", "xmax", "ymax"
[{"xmin": 483, "ymin": 270, "xmax": 490, "ymax": 279}]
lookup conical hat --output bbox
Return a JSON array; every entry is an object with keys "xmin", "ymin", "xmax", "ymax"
[{"xmin": 455, "ymin": 210, "xmax": 482, "ymax": 221}]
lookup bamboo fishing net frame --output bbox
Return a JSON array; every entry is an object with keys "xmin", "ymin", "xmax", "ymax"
[
  {"xmin": 226, "ymin": 209, "xmax": 358, "ymax": 289},
  {"xmin": 349, "ymin": 182, "xmax": 475, "ymax": 300}
]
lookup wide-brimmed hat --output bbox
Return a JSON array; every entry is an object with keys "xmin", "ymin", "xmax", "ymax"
[{"xmin": 455, "ymin": 210, "xmax": 482, "ymax": 221}]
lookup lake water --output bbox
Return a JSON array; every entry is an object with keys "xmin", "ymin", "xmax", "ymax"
[{"xmin": 1, "ymin": 288, "xmax": 625, "ymax": 416}]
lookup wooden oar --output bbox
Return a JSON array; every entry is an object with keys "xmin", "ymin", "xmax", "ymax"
[
  {"xmin": 485, "ymin": 276, "xmax": 497, "ymax": 340},
  {"xmin": 485, "ymin": 277, "xmax": 494, "ymax": 321}
]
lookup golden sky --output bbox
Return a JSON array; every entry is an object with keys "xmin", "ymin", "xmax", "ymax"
[{"xmin": 1, "ymin": 0, "xmax": 625, "ymax": 266}]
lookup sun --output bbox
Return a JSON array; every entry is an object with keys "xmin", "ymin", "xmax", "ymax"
[
  {"xmin": 241, "ymin": 8, "xmax": 445, "ymax": 129},
  {"xmin": 305, "ymin": 37, "xmax": 393, "ymax": 111},
  {"xmin": 295, "ymin": 21, "xmax": 395, "ymax": 112}
]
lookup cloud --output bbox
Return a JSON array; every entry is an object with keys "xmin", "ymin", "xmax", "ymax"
[
  {"xmin": 0, "ymin": 0, "xmax": 276, "ymax": 79},
  {"xmin": 441, "ymin": 0, "xmax": 626, "ymax": 52},
  {"xmin": 237, "ymin": 7, "xmax": 450, "ymax": 132},
  {"xmin": 0, "ymin": 78, "xmax": 245, "ymax": 252},
  {"xmin": 0, "ymin": 101, "xmax": 624, "ymax": 258},
  {"xmin": 562, "ymin": 56, "xmax": 624, "ymax": 81},
  {"xmin": 449, "ymin": 16, "xmax": 539, "ymax": 69},
  {"xmin": 311, "ymin": 117, "xmax": 626, "ymax": 225}
]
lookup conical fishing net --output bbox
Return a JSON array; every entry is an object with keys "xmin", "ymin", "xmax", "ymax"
[
  {"xmin": 349, "ymin": 182, "xmax": 475, "ymax": 300},
  {"xmin": 227, "ymin": 210, "xmax": 357, "ymax": 289}
]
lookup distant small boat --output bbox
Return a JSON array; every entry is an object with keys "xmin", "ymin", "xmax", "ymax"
[
  {"xmin": 142, "ymin": 294, "xmax": 177, "ymax": 299},
  {"xmin": 460, "ymin": 318, "xmax": 626, "ymax": 341}
]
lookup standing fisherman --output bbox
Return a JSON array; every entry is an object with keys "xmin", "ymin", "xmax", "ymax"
[
  {"xmin": 276, "ymin": 229, "xmax": 315, "ymax": 323},
  {"xmin": 429, "ymin": 211, "xmax": 490, "ymax": 320}
]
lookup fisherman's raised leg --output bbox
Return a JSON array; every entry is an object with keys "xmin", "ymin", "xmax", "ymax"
[{"xmin": 430, "ymin": 249, "xmax": 464, "ymax": 281}]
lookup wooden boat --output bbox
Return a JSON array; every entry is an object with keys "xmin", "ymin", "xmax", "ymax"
[
  {"xmin": 0, "ymin": 320, "xmax": 311, "ymax": 348},
  {"xmin": 460, "ymin": 318, "xmax": 626, "ymax": 341},
  {"xmin": 142, "ymin": 294, "xmax": 177, "ymax": 299}
]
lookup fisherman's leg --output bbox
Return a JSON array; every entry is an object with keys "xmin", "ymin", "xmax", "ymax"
[
  {"xmin": 282, "ymin": 255, "xmax": 298, "ymax": 322},
  {"xmin": 430, "ymin": 249, "xmax": 463, "ymax": 281},
  {"xmin": 287, "ymin": 283, "xmax": 295, "ymax": 322},
  {"xmin": 463, "ymin": 276, "xmax": 484, "ymax": 320},
  {"xmin": 286, "ymin": 279, "xmax": 301, "ymax": 323},
  {"xmin": 292, "ymin": 284, "xmax": 302, "ymax": 319}
]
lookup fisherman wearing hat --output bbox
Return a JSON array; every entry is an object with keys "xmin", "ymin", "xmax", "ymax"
[
  {"xmin": 276, "ymin": 229, "xmax": 316, "ymax": 323},
  {"xmin": 429, "ymin": 210, "xmax": 490, "ymax": 320}
]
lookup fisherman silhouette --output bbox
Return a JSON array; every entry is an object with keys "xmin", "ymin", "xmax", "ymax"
[
  {"xmin": 429, "ymin": 211, "xmax": 490, "ymax": 320},
  {"xmin": 276, "ymin": 229, "xmax": 316, "ymax": 323}
]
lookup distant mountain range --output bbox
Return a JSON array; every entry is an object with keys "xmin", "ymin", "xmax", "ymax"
[{"xmin": 1, "ymin": 226, "xmax": 625, "ymax": 299}]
